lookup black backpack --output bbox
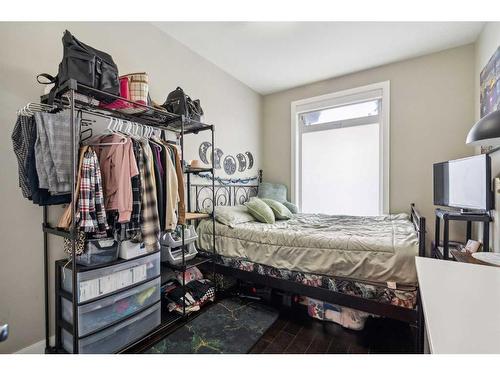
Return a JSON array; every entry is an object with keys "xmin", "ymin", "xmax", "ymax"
[{"xmin": 38, "ymin": 30, "xmax": 120, "ymax": 103}]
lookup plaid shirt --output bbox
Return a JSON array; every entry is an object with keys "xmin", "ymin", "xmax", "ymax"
[
  {"xmin": 139, "ymin": 140, "xmax": 160, "ymax": 251},
  {"xmin": 78, "ymin": 149, "xmax": 108, "ymax": 233}
]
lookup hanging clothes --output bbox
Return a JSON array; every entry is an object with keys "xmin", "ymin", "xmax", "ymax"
[
  {"xmin": 12, "ymin": 115, "xmax": 37, "ymax": 199},
  {"xmin": 96, "ymin": 135, "xmax": 139, "ymax": 223},
  {"xmin": 170, "ymin": 145, "xmax": 186, "ymax": 225},
  {"xmin": 130, "ymin": 139, "xmax": 143, "ymax": 230},
  {"xmin": 58, "ymin": 146, "xmax": 109, "ymax": 234},
  {"xmin": 58, "ymin": 146, "xmax": 89, "ymax": 229},
  {"xmin": 139, "ymin": 140, "xmax": 160, "ymax": 251},
  {"xmin": 149, "ymin": 140, "xmax": 165, "ymax": 230},
  {"xmin": 155, "ymin": 139, "xmax": 184, "ymax": 231},
  {"xmin": 27, "ymin": 142, "xmax": 71, "ymax": 205},
  {"xmin": 12, "ymin": 113, "xmax": 71, "ymax": 205},
  {"xmin": 163, "ymin": 144, "xmax": 179, "ymax": 231},
  {"xmin": 77, "ymin": 148, "xmax": 109, "ymax": 234},
  {"xmin": 118, "ymin": 139, "xmax": 143, "ymax": 238},
  {"xmin": 13, "ymin": 104, "xmax": 190, "ymax": 248},
  {"xmin": 34, "ymin": 111, "xmax": 76, "ymax": 194}
]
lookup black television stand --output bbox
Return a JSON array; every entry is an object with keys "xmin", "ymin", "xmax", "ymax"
[
  {"xmin": 459, "ymin": 208, "xmax": 489, "ymax": 215},
  {"xmin": 432, "ymin": 208, "xmax": 491, "ymax": 260}
]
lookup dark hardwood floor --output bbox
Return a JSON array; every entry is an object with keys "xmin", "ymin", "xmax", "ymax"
[{"xmin": 250, "ymin": 308, "xmax": 416, "ymax": 354}]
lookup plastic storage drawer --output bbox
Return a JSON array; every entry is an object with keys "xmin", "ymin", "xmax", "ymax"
[
  {"xmin": 62, "ymin": 301, "xmax": 161, "ymax": 354},
  {"xmin": 61, "ymin": 252, "xmax": 160, "ymax": 303},
  {"xmin": 61, "ymin": 277, "xmax": 161, "ymax": 337}
]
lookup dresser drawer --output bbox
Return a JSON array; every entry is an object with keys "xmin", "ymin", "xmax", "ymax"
[
  {"xmin": 62, "ymin": 277, "xmax": 160, "ymax": 337},
  {"xmin": 62, "ymin": 302, "xmax": 161, "ymax": 354},
  {"xmin": 61, "ymin": 252, "xmax": 160, "ymax": 303}
]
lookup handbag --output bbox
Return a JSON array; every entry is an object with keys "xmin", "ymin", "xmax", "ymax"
[
  {"xmin": 100, "ymin": 73, "xmax": 150, "ymax": 114},
  {"xmin": 162, "ymin": 87, "xmax": 204, "ymax": 122},
  {"xmin": 38, "ymin": 30, "xmax": 120, "ymax": 103}
]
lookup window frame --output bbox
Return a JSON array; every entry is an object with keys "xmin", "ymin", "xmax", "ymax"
[{"xmin": 290, "ymin": 81, "xmax": 390, "ymax": 215}]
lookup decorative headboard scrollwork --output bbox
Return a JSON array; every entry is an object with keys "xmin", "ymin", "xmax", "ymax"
[
  {"xmin": 190, "ymin": 184, "xmax": 258, "ymax": 212},
  {"xmin": 188, "ymin": 169, "xmax": 262, "ymax": 212}
]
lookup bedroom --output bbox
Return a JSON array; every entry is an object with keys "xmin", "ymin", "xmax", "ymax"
[{"xmin": 1, "ymin": 0, "xmax": 500, "ymax": 371}]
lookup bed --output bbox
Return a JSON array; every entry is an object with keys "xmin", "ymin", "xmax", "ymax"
[
  {"xmin": 197, "ymin": 213, "xmax": 419, "ymax": 307},
  {"xmin": 189, "ymin": 180, "xmax": 426, "ymax": 352}
]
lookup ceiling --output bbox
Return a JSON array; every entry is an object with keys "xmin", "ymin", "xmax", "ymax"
[{"xmin": 154, "ymin": 22, "xmax": 485, "ymax": 95}]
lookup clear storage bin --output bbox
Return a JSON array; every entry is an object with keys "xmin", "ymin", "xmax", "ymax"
[
  {"xmin": 61, "ymin": 252, "xmax": 160, "ymax": 303},
  {"xmin": 62, "ymin": 302, "xmax": 161, "ymax": 354},
  {"xmin": 119, "ymin": 240, "xmax": 148, "ymax": 260},
  {"xmin": 75, "ymin": 238, "xmax": 119, "ymax": 266},
  {"xmin": 61, "ymin": 277, "xmax": 160, "ymax": 337}
]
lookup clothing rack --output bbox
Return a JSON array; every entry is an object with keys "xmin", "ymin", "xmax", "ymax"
[{"xmin": 37, "ymin": 78, "xmax": 216, "ymax": 354}]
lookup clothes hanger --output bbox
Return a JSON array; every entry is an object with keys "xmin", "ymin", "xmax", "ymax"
[
  {"xmin": 134, "ymin": 122, "xmax": 145, "ymax": 140},
  {"xmin": 125, "ymin": 121, "xmax": 132, "ymax": 135},
  {"xmin": 87, "ymin": 117, "xmax": 128, "ymax": 146},
  {"xmin": 115, "ymin": 119, "xmax": 126, "ymax": 135},
  {"xmin": 17, "ymin": 102, "xmax": 56, "ymax": 116}
]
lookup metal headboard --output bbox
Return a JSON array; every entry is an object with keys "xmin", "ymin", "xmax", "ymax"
[
  {"xmin": 187, "ymin": 169, "xmax": 261, "ymax": 212},
  {"xmin": 189, "ymin": 184, "xmax": 259, "ymax": 212}
]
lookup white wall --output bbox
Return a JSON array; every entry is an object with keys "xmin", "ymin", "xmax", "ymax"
[
  {"xmin": 262, "ymin": 45, "xmax": 476, "ymax": 250},
  {"xmin": 0, "ymin": 22, "xmax": 262, "ymax": 353},
  {"xmin": 474, "ymin": 22, "xmax": 500, "ymax": 251}
]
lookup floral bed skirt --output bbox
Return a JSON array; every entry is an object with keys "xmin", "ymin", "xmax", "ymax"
[{"xmin": 209, "ymin": 253, "xmax": 417, "ymax": 310}]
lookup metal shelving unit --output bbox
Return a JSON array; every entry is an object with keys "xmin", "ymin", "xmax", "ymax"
[
  {"xmin": 41, "ymin": 78, "xmax": 217, "ymax": 354},
  {"xmin": 432, "ymin": 207, "xmax": 491, "ymax": 260}
]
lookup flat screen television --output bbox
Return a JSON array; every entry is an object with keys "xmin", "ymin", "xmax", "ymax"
[{"xmin": 433, "ymin": 154, "xmax": 492, "ymax": 211}]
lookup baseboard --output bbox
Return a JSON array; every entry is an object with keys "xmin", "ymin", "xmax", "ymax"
[{"xmin": 15, "ymin": 336, "xmax": 54, "ymax": 354}]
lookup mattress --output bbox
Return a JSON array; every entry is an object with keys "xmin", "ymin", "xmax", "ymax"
[{"xmin": 197, "ymin": 213, "xmax": 419, "ymax": 288}]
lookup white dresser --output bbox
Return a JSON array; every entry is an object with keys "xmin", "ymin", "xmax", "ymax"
[{"xmin": 416, "ymin": 257, "xmax": 500, "ymax": 354}]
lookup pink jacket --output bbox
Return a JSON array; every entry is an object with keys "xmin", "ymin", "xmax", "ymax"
[{"xmin": 96, "ymin": 135, "xmax": 139, "ymax": 223}]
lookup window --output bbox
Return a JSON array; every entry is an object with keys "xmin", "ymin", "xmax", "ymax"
[
  {"xmin": 291, "ymin": 82, "xmax": 390, "ymax": 216},
  {"xmin": 300, "ymin": 100, "xmax": 379, "ymax": 126}
]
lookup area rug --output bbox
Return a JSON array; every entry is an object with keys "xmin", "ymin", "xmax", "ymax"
[{"xmin": 144, "ymin": 297, "xmax": 279, "ymax": 354}]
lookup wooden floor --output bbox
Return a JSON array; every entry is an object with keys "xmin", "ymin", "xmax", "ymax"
[{"xmin": 250, "ymin": 308, "xmax": 416, "ymax": 354}]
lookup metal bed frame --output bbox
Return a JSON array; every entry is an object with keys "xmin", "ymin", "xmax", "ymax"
[{"xmin": 189, "ymin": 181, "xmax": 426, "ymax": 353}]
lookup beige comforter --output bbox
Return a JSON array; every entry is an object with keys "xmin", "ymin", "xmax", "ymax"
[{"xmin": 197, "ymin": 213, "xmax": 419, "ymax": 287}]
